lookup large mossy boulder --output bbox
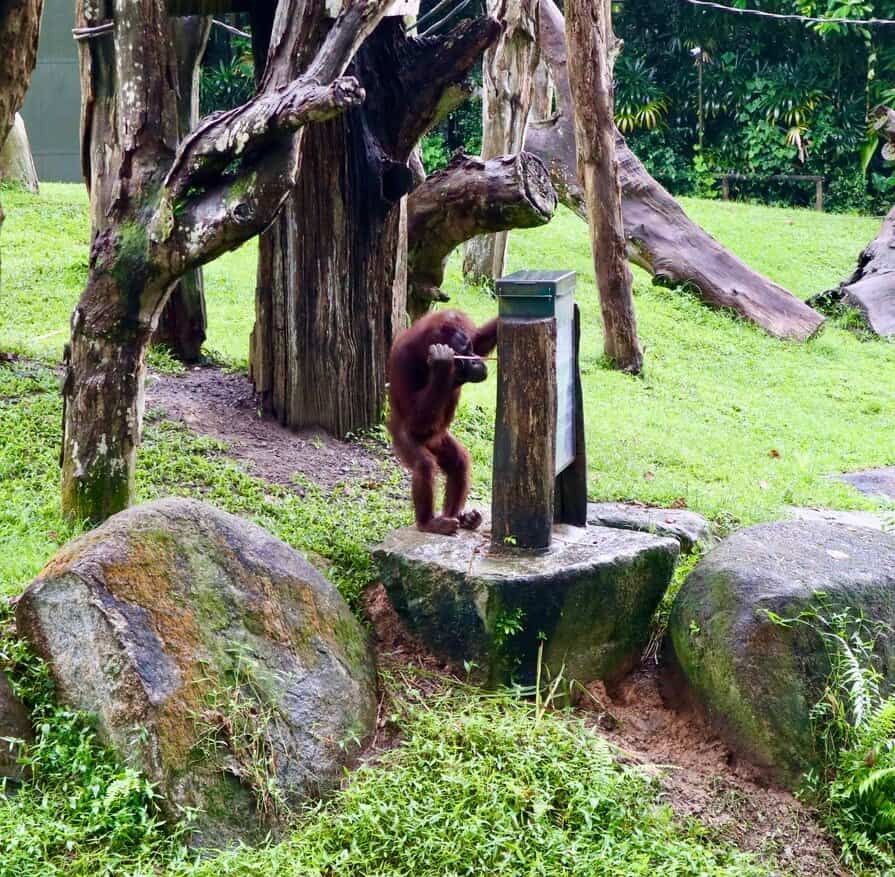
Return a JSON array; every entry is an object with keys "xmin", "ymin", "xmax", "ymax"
[
  {"xmin": 375, "ymin": 520, "xmax": 679, "ymax": 686},
  {"xmin": 670, "ymin": 521, "xmax": 895, "ymax": 786},
  {"xmin": 16, "ymin": 498, "xmax": 376, "ymax": 846}
]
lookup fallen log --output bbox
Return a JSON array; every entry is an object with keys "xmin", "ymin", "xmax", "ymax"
[
  {"xmin": 809, "ymin": 108, "xmax": 895, "ymax": 337},
  {"xmin": 407, "ymin": 152, "xmax": 557, "ymax": 321},
  {"xmin": 525, "ymin": 0, "xmax": 825, "ymax": 342}
]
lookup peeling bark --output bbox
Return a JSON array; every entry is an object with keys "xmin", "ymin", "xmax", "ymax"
[
  {"xmin": 62, "ymin": 0, "xmax": 395, "ymax": 523},
  {"xmin": 525, "ymin": 0, "xmax": 824, "ymax": 343},
  {"xmin": 811, "ymin": 203, "xmax": 895, "ymax": 337},
  {"xmin": 249, "ymin": 16, "xmax": 500, "ymax": 436},
  {"xmin": 0, "ymin": 0, "xmax": 43, "ymax": 320},
  {"xmin": 566, "ymin": 0, "xmax": 641, "ymax": 373},
  {"xmin": 78, "ymin": 7, "xmax": 210, "ymax": 362},
  {"xmin": 407, "ymin": 152, "xmax": 556, "ymax": 321},
  {"xmin": 0, "ymin": 0, "xmax": 42, "ymax": 157},
  {"xmin": 531, "ymin": 57, "xmax": 552, "ymax": 121},
  {"xmin": 463, "ymin": 0, "xmax": 539, "ymax": 284}
]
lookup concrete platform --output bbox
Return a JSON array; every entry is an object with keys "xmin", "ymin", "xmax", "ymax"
[{"xmin": 373, "ymin": 520, "xmax": 679, "ymax": 687}]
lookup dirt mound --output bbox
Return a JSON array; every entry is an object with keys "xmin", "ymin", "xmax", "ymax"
[{"xmin": 582, "ymin": 667, "xmax": 846, "ymax": 877}]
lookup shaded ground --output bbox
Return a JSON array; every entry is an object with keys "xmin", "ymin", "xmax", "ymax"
[
  {"xmin": 146, "ymin": 365, "xmax": 396, "ymax": 491},
  {"xmin": 148, "ymin": 363, "xmax": 848, "ymax": 876}
]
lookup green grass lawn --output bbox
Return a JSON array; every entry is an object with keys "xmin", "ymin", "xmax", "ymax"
[
  {"xmin": 0, "ymin": 184, "xmax": 890, "ymax": 875},
  {"xmin": 3, "ymin": 183, "xmax": 890, "ymax": 529}
]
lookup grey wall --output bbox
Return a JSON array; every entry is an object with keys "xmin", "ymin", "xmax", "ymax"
[{"xmin": 20, "ymin": 0, "xmax": 82, "ymax": 183}]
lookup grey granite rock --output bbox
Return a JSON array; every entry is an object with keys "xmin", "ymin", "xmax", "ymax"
[
  {"xmin": 586, "ymin": 502, "xmax": 713, "ymax": 553},
  {"xmin": 16, "ymin": 497, "xmax": 376, "ymax": 847},
  {"xmin": 671, "ymin": 521, "xmax": 895, "ymax": 786}
]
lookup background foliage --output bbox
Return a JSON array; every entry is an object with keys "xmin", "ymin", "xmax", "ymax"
[
  {"xmin": 615, "ymin": 0, "xmax": 895, "ymax": 213},
  {"xmin": 199, "ymin": 4, "xmax": 894, "ymax": 213}
]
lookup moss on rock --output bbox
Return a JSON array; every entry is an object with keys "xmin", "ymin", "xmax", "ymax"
[{"xmin": 16, "ymin": 497, "xmax": 377, "ymax": 847}]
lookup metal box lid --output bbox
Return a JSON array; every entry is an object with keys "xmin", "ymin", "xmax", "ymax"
[{"xmin": 495, "ymin": 270, "xmax": 576, "ymax": 319}]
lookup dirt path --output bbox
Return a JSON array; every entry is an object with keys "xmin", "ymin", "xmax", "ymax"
[
  {"xmin": 149, "ymin": 364, "xmax": 847, "ymax": 877},
  {"xmin": 146, "ymin": 365, "xmax": 397, "ymax": 491}
]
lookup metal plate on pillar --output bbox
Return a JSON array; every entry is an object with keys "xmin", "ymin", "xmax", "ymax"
[{"xmin": 495, "ymin": 270, "xmax": 577, "ymax": 476}]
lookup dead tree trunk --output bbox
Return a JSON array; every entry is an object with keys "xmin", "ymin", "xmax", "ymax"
[
  {"xmin": 61, "ymin": 0, "xmax": 395, "ymax": 523},
  {"xmin": 0, "ymin": 0, "xmax": 43, "ymax": 310},
  {"xmin": 812, "ymin": 204, "xmax": 895, "ymax": 337},
  {"xmin": 407, "ymin": 152, "xmax": 556, "ymax": 321},
  {"xmin": 525, "ymin": 0, "xmax": 824, "ymax": 342},
  {"xmin": 462, "ymin": 0, "xmax": 539, "ymax": 284},
  {"xmin": 809, "ymin": 108, "xmax": 895, "ymax": 336},
  {"xmin": 565, "ymin": 0, "xmax": 641, "ymax": 373},
  {"xmin": 78, "ymin": 4, "xmax": 211, "ymax": 362},
  {"xmin": 249, "ymin": 16, "xmax": 500, "ymax": 437},
  {"xmin": 531, "ymin": 57, "xmax": 552, "ymax": 121},
  {"xmin": 0, "ymin": 113, "xmax": 39, "ymax": 192},
  {"xmin": 153, "ymin": 16, "xmax": 212, "ymax": 361}
]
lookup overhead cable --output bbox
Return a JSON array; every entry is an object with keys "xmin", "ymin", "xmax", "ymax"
[{"xmin": 683, "ymin": 0, "xmax": 895, "ymax": 27}]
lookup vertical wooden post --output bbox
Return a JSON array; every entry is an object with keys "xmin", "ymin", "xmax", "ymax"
[
  {"xmin": 721, "ymin": 176, "xmax": 730, "ymax": 201},
  {"xmin": 815, "ymin": 178, "xmax": 823, "ymax": 212},
  {"xmin": 491, "ymin": 318, "xmax": 557, "ymax": 552}
]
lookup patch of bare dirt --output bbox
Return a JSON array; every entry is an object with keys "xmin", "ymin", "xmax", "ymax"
[
  {"xmin": 146, "ymin": 365, "xmax": 398, "ymax": 491},
  {"xmin": 582, "ymin": 666, "xmax": 845, "ymax": 876}
]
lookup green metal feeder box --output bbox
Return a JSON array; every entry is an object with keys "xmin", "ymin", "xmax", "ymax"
[{"xmin": 496, "ymin": 270, "xmax": 577, "ymax": 475}]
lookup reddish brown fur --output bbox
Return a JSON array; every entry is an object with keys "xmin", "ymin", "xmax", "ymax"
[{"xmin": 387, "ymin": 310, "xmax": 498, "ymax": 534}]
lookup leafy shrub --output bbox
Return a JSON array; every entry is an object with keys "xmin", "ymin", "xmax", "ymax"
[
  {"xmin": 614, "ymin": 55, "xmax": 669, "ymax": 133},
  {"xmin": 627, "ymin": 127, "xmax": 697, "ymax": 192},
  {"xmin": 420, "ymin": 131, "xmax": 450, "ymax": 174},
  {"xmin": 200, "ymin": 35, "xmax": 254, "ymax": 116},
  {"xmin": 802, "ymin": 611, "xmax": 895, "ymax": 871},
  {"xmin": 614, "ymin": 2, "xmax": 895, "ymax": 213}
]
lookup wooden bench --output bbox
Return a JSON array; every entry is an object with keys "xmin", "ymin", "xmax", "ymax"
[{"xmin": 715, "ymin": 173, "xmax": 825, "ymax": 211}]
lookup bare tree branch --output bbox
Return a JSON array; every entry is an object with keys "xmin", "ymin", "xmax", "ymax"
[{"xmin": 407, "ymin": 152, "xmax": 556, "ymax": 319}]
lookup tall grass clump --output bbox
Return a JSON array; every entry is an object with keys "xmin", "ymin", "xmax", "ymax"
[{"xmin": 176, "ymin": 678, "xmax": 769, "ymax": 877}]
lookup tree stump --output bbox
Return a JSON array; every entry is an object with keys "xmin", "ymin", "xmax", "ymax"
[
  {"xmin": 249, "ymin": 16, "xmax": 501, "ymax": 437},
  {"xmin": 0, "ymin": 113, "xmax": 38, "ymax": 192},
  {"xmin": 0, "ymin": 0, "xmax": 43, "ymax": 315}
]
